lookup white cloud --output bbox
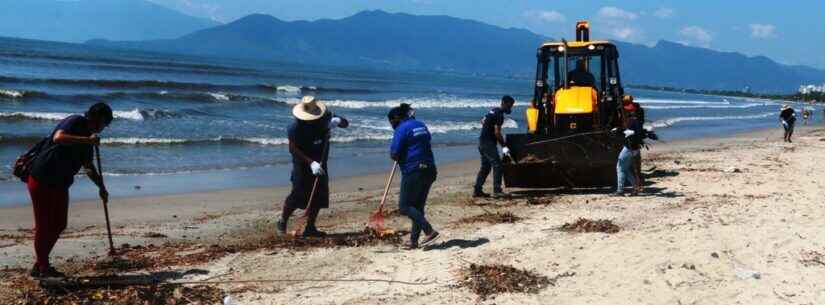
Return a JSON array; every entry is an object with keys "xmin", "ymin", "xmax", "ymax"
[
  {"xmin": 679, "ymin": 26, "xmax": 713, "ymax": 48},
  {"xmin": 749, "ymin": 24, "xmax": 776, "ymax": 39},
  {"xmin": 597, "ymin": 6, "xmax": 638, "ymax": 20},
  {"xmin": 148, "ymin": 0, "xmax": 227, "ymax": 22},
  {"xmin": 524, "ymin": 10, "xmax": 567, "ymax": 23},
  {"xmin": 610, "ymin": 27, "xmax": 638, "ymax": 40},
  {"xmin": 653, "ymin": 8, "xmax": 675, "ymax": 19}
]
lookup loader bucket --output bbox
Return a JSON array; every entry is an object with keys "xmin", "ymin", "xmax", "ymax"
[{"xmin": 503, "ymin": 131, "xmax": 623, "ymax": 188}]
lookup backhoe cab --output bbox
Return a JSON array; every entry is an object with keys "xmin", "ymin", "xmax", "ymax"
[{"xmin": 504, "ymin": 21, "xmax": 633, "ymax": 188}]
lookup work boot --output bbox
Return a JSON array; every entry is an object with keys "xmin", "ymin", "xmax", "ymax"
[
  {"xmin": 402, "ymin": 241, "xmax": 418, "ymax": 250},
  {"xmin": 30, "ymin": 264, "xmax": 65, "ymax": 278},
  {"xmin": 302, "ymin": 226, "xmax": 327, "ymax": 238},
  {"xmin": 472, "ymin": 191, "xmax": 490, "ymax": 198},
  {"xmin": 492, "ymin": 191, "xmax": 510, "ymax": 199},
  {"xmin": 276, "ymin": 218, "xmax": 287, "ymax": 235},
  {"xmin": 420, "ymin": 231, "xmax": 440, "ymax": 246}
]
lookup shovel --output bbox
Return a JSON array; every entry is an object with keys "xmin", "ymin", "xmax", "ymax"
[
  {"xmin": 368, "ymin": 162, "xmax": 398, "ymax": 233},
  {"xmin": 94, "ymin": 145, "xmax": 116, "ymax": 256}
]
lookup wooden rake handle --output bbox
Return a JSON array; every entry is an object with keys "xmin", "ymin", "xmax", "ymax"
[{"xmin": 376, "ymin": 162, "xmax": 398, "ymax": 214}]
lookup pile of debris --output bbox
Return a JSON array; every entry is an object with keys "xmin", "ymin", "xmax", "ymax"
[
  {"xmin": 458, "ymin": 263, "xmax": 551, "ymax": 299},
  {"xmin": 800, "ymin": 250, "xmax": 825, "ymax": 267},
  {"xmin": 67, "ymin": 228, "xmax": 406, "ymax": 274},
  {"xmin": 526, "ymin": 195, "xmax": 555, "ymax": 205},
  {"xmin": 1, "ymin": 271, "xmax": 223, "ymax": 305},
  {"xmin": 560, "ymin": 218, "xmax": 620, "ymax": 233},
  {"xmin": 519, "ymin": 154, "xmax": 548, "ymax": 164},
  {"xmin": 459, "ymin": 212, "xmax": 521, "ymax": 224}
]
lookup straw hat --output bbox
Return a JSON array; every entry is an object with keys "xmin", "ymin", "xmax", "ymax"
[{"xmin": 292, "ymin": 96, "xmax": 327, "ymax": 121}]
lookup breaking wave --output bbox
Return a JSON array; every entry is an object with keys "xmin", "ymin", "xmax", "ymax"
[
  {"xmin": 651, "ymin": 112, "xmax": 775, "ymax": 128},
  {"xmin": 283, "ymin": 97, "xmax": 528, "ymax": 109},
  {"xmin": 0, "ymin": 108, "xmax": 181, "ymax": 122}
]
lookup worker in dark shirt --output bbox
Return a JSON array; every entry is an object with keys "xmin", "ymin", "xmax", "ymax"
[
  {"xmin": 568, "ymin": 59, "xmax": 596, "ymax": 87},
  {"xmin": 277, "ymin": 96, "xmax": 349, "ymax": 237},
  {"xmin": 388, "ymin": 103, "xmax": 440, "ymax": 249},
  {"xmin": 27, "ymin": 103, "xmax": 112, "ymax": 278},
  {"xmin": 612, "ymin": 103, "xmax": 643, "ymax": 196},
  {"xmin": 630, "ymin": 97, "xmax": 646, "ymax": 193},
  {"xmin": 779, "ymin": 105, "xmax": 796, "ymax": 143},
  {"xmin": 474, "ymin": 96, "xmax": 515, "ymax": 198}
]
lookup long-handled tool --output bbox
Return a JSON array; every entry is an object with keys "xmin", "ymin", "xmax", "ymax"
[
  {"xmin": 368, "ymin": 162, "xmax": 398, "ymax": 232},
  {"xmin": 94, "ymin": 145, "xmax": 115, "ymax": 256}
]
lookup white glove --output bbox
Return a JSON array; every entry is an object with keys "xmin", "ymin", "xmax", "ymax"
[
  {"xmin": 623, "ymin": 130, "xmax": 635, "ymax": 138},
  {"xmin": 310, "ymin": 161, "xmax": 325, "ymax": 176},
  {"xmin": 502, "ymin": 146, "xmax": 511, "ymax": 156},
  {"xmin": 781, "ymin": 120, "xmax": 788, "ymax": 127},
  {"xmin": 329, "ymin": 117, "xmax": 342, "ymax": 129}
]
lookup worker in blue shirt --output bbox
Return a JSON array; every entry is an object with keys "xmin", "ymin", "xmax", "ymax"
[{"xmin": 388, "ymin": 103, "xmax": 440, "ymax": 249}]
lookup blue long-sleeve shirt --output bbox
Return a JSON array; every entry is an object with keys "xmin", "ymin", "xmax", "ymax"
[{"xmin": 390, "ymin": 118, "xmax": 435, "ymax": 175}]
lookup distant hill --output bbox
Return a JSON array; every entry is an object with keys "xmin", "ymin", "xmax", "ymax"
[
  {"xmin": 88, "ymin": 10, "xmax": 825, "ymax": 93},
  {"xmin": 89, "ymin": 11, "xmax": 544, "ymax": 76},
  {"xmin": 0, "ymin": 0, "xmax": 219, "ymax": 42}
]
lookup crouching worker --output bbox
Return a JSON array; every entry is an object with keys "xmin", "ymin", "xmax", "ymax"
[
  {"xmin": 611, "ymin": 103, "xmax": 644, "ymax": 197},
  {"xmin": 277, "ymin": 96, "xmax": 348, "ymax": 237},
  {"xmin": 388, "ymin": 103, "xmax": 440, "ymax": 250},
  {"xmin": 27, "ymin": 103, "xmax": 112, "ymax": 278}
]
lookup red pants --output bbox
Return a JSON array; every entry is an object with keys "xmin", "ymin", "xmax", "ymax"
[{"xmin": 27, "ymin": 176, "xmax": 69, "ymax": 269}]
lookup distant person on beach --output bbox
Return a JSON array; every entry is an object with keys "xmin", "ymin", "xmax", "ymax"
[
  {"xmin": 26, "ymin": 103, "xmax": 112, "ymax": 278},
  {"xmin": 802, "ymin": 109, "xmax": 810, "ymax": 125},
  {"xmin": 387, "ymin": 103, "xmax": 440, "ymax": 249},
  {"xmin": 568, "ymin": 59, "xmax": 596, "ymax": 87},
  {"xmin": 780, "ymin": 105, "xmax": 796, "ymax": 143},
  {"xmin": 612, "ymin": 103, "xmax": 644, "ymax": 196},
  {"xmin": 474, "ymin": 95, "xmax": 516, "ymax": 198},
  {"xmin": 277, "ymin": 96, "xmax": 349, "ymax": 237}
]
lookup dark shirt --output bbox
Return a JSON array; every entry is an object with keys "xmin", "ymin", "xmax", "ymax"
[
  {"xmin": 568, "ymin": 69, "xmax": 596, "ymax": 87},
  {"xmin": 480, "ymin": 107, "xmax": 505, "ymax": 144},
  {"xmin": 390, "ymin": 118, "xmax": 435, "ymax": 175},
  {"xmin": 287, "ymin": 114, "xmax": 332, "ymax": 164},
  {"xmin": 625, "ymin": 117, "xmax": 644, "ymax": 150},
  {"xmin": 30, "ymin": 115, "xmax": 93, "ymax": 189},
  {"xmin": 633, "ymin": 103, "xmax": 645, "ymax": 124},
  {"xmin": 780, "ymin": 108, "xmax": 796, "ymax": 125}
]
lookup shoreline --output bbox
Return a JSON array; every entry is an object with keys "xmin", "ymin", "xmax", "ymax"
[
  {"xmin": 0, "ymin": 125, "xmax": 803, "ymax": 229},
  {"xmin": 0, "ymin": 124, "xmax": 807, "ymax": 212}
]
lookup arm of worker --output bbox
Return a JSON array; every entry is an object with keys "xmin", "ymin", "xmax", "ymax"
[
  {"xmin": 288, "ymin": 141, "xmax": 315, "ymax": 165},
  {"xmin": 53, "ymin": 129, "xmax": 100, "ymax": 145},
  {"xmin": 389, "ymin": 125, "xmax": 407, "ymax": 162},
  {"xmin": 494, "ymin": 125, "xmax": 506, "ymax": 147},
  {"xmin": 82, "ymin": 160, "xmax": 108, "ymax": 204},
  {"xmin": 328, "ymin": 114, "xmax": 349, "ymax": 129}
]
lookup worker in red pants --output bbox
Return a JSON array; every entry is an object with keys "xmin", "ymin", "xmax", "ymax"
[{"xmin": 26, "ymin": 103, "xmax": 112, "ymax": 278}]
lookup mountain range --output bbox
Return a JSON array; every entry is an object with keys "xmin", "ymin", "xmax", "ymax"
[
  {"xmin": 0, "ymin": 0, "xmax": 219, "ymax": 42},
  {"xmin": 87, "ymin": 10, "xmax": 825, "ymax": 93}
]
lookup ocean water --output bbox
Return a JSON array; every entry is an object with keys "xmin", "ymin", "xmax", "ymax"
[{"xmin": 0, "ymin": 37, "xmax": 820, "ymax": 206}]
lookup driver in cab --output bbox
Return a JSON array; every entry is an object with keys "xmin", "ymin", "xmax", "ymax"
[{"xmin": 568, "ymin": 59, "xmax": 595, "ymax": 87}]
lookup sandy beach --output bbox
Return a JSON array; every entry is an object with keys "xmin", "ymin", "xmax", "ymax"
[{"xmin": 2, "ymin": 126, "xmax": 825, "ymax": 304}]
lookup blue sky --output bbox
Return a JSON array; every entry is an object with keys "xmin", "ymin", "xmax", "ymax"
[{"xmin": 148, "ymin": 0, "xmax": 825, "ymax": 69}]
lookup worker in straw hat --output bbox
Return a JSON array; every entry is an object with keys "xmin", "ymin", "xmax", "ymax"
[
  {"xmin": 277, "ymin": 96, "xmax": 349, "ymax": 237},
  {"xmin": 779, "ymin": 104, "xmax": 796, "ymax": 143}
]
